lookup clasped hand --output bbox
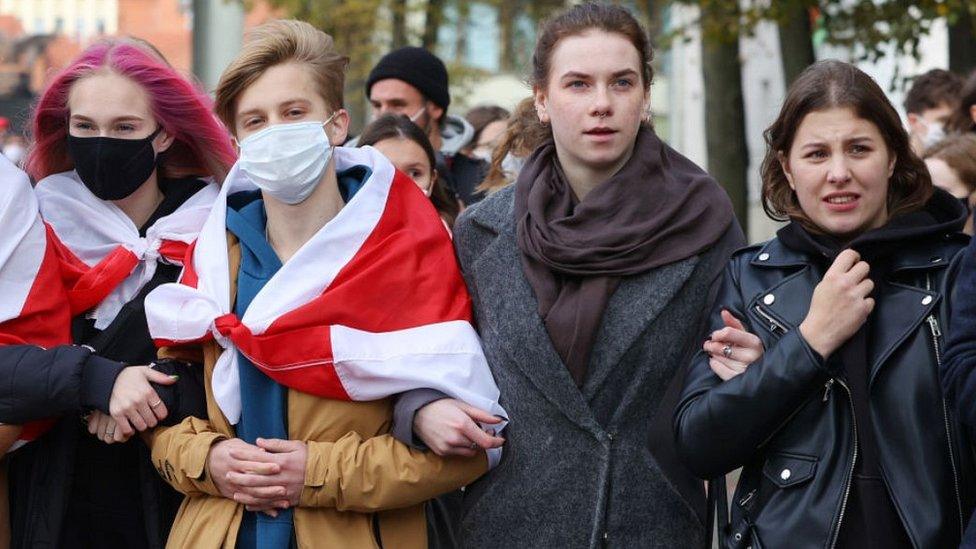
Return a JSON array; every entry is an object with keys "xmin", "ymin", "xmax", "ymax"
[{"xmin": 208, "ymin": 437, "xmax": 308, "ymax": 516}]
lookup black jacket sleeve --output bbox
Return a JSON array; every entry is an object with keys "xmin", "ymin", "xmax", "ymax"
[
  {"xmin": 0, "ymin": 344, "xmax": 125, "ymax": 424},
  {"xmin": 673, "ymin": 256, "xmax": 832, "ymax": 480},
  {"xmin": 943, "ymin": 237, "xmax": 976, "ymax": 427},
  {"xmin": 0, "ymin": 346, "xmax": 208, "ymax": 426},
  {"xmin": 149, "ymin": 358, "xmax": 208, "ymax": 426}
]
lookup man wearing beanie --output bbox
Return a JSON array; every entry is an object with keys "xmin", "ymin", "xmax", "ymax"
[{"xmin": 364, "ymin": 46, "xmax": 487, "ymax": 205}]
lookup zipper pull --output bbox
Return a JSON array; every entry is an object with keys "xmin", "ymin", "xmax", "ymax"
[
  {"xmin": 823, "ymin": 378, "xmax": 835, "ymax": 402},
  {"xmin": 928, "ymin": 315, "xmax": 942, "ymax": 338}
]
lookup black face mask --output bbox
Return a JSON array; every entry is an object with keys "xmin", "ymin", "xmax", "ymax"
[{"xmin": 67, "ymin": 127, "xmax": 161, "ymax": 201}]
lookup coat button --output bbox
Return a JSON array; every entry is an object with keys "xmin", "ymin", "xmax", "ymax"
[
  {"xmin": 780, "ymin": 468, "xmax": 791, "ymax": 481},
  {"xmin": 922, "ymin": 295, "xmax": 933, "ymax": 306},
  {"xmin": 763, "ymin": 294, "xmax": 775, "ymax": 305},
  {"xmin": 758, "ymin": 252, "xmax": 770, "ymax": 261}
]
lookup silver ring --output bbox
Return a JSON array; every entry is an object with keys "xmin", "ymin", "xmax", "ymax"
[
  {"xmin": 150, "ymin": 400, "xmax": 163, "ymax": 408},
  {"xmin": 722, "ymin": 345, "xmax": 733, "ymax": 359},
  {"xmin": 469, "ymin": 442, "xmax": 479, "ymax": 449},
  {"xmin": 105, "ymin": 427, "xmax": 115, "ymax": 436}
]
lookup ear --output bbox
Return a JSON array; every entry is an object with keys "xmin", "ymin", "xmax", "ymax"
[
  {"xmin": 970, "ymin": 104, "xmax": 976, "ymax": 124},
  {"xmin": 906, "ymin": 112, "xmax": 921, "ymax": 132},
  {"xmin": 431, "ymin": 167, "xmax": 439, "ymax": 186},
  {"xmin": 778, "ymin": 151, "xmax": 795, "ymax": 190},
  {"xmin": 534, "ymin": 87, "xmax": 550, "ymax": 124},
  {"xmin": 153, "ymin": 128, "xmax": 175, "ymax": 154},
  {"xmin": 887, "ymin": 152, "xmax": 896, "ymax": 178},
  {"xmin": 426, "ymin": 102, "xmax": 445, "ymax": 127},
  {"xmin": 328, "ymin": 109, "xmax": 351, "ymax": 145}
]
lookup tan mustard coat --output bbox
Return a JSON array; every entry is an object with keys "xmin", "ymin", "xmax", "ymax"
[{"xmin": 150, "ymin": 235, "xmax": 488, "ymax": 549}]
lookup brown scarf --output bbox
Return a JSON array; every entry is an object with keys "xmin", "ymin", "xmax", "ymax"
[{"xmin": 515, "ymin": 127, "xmax": 734, "ymax": 386}]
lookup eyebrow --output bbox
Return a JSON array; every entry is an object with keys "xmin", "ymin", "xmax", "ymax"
[
  {"xmin": 799, "ymin": 135, "xmax": 876, "ymax": 149},
  {"xmin": 69, "ymin": 114, "xmax": 145, "ymax": 123},
  {"xmin": 238, "ymin": 98, "xmax": 311, "ymax": 118},
  {"xmin": 560, "ymin": 69, "xmax": 639, "ymax": 80}
]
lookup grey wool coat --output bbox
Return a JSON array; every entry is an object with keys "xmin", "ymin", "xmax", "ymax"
[{"xmin": 452, "ymin": 184, "xmax": 744, "ymax": 548}]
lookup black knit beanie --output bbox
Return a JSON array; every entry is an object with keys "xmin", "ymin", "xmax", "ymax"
[{"xmin": 366, "ymin": 47, "xmax": 450, "ymax": 111}]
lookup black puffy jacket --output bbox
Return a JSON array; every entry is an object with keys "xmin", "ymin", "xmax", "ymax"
[{"xmin": 674, "ymin": 208, "xmax": 975, "ymax": 548}]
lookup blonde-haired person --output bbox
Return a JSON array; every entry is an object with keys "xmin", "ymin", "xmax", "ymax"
[
  {"xmin": 924, "ymin": 133, "xmax": 976, "ymax": 234},
  {"xmin": 144, "ymin": 19, "xmax": 504, "ymax": 549}
]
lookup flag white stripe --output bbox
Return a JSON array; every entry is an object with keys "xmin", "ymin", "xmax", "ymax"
[{"xmin": 37, "ymin": 170, "xmax": 218, "ymax": 328}]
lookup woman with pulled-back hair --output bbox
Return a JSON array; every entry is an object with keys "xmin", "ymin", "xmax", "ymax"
[{"xmin": 405, "ymin": 2, "xmax": 743, "ymax": 546}]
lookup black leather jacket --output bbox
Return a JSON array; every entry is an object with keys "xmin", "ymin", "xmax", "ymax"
[{"xmin": 673, "ymin": 232, "xmax": 976, "ymax": 549}]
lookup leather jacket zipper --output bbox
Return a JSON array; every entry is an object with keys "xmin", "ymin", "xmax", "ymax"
[
  {"xmin": 753, "ymin": 304, "xmax": 787, "ymax": 335},
  {"xmin": 822, "ymin": 378, "xmax": 834, "ymax": 402},
  {"xmin": 927, "ymin": 314, "xmax": 965, "ymax": 538},
  {"xmin": 829, "ymin": 378, "xmax": 857, "ymax": 549}
]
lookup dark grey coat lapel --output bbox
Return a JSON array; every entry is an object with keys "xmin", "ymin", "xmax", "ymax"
[
  {"xmin": 465, "ymin": 196, "xmax": 604, "ymax": 435},
  {"xmin": 582, "ymin": 256, "xmax": 700, "ymax": 402}
]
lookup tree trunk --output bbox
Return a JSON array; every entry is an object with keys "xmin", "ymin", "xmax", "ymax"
[
  {"xmin": 777, "ymin": 4, "xmax": 815, "ymax": 86},
  {"xmin": 422, "ymin": 0, "xmax": 444, "ymax": 50},
  {"xmin": 949, "ymin": 8, "xmax": 976, "ymax": 75},
  {"xmin": 701, "ymin": 10, "xmax": 750, "ymax": 235},
  {"xmin": 498, "ymin": 0, "xmax": 517, "ymax": 71},
  {"xmin": 455, "ymin": 0, "xmax": 470, "ymax": 64},
  {"xmin": 391, "ymin": 0, "xmax": 408, "ymax": 48}
]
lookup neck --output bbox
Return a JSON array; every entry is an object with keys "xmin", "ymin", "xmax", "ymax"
[
  {"xmin": 113, "ymin": 171, "xmax": 164, "ymax": 228},
  {"xmin": 557, "ymin": 145, "xmax": 634, "ymax": 202},
  {"xmin": 264, "ymin": 160, "xmax": 344, "ymax": 263}
]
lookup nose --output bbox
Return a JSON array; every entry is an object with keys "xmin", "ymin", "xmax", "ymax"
[
  {"xmin": 591, "ymin": 84, "xmax": 612, "ymax": 119},
  {"xmin": 826, "ymin": 155, "xmax": 852, "ymax": 185}
]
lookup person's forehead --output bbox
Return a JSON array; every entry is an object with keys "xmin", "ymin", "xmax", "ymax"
[{"xmin": 370, "ymin": 78, "xmax": 424, "ymax": 102}]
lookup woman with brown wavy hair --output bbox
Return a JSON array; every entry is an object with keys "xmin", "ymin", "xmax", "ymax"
[{"xmin": 675, "ymin": 59, "xmax": 975, "ymax": 548}]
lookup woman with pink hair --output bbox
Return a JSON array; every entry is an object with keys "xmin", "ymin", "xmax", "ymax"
[{"xmin": 0, "ymin": 38, "xmax": 234, "ymax": 548}]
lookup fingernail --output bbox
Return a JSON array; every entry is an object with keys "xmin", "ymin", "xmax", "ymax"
[{"xmin": 170, "ymin": 375, "xmax": 179, "ymax": 380}]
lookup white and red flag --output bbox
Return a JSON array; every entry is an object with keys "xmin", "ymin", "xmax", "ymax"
[
  {"xmin": 36, "ymin": 170, "xmax": 219, "ymax": 329},
  {"xmin": 145, "ymin": 147, "xmax": 506, "ymax": 463},
  {"xmin": 0, "ymin": 156, "xmax": 78, "ymax": 451}
]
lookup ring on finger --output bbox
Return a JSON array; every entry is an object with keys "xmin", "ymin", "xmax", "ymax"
[
  {"xmin": 149, "ymin": 400, "xmax": 162, "ymax": 408},
  {"xmin": 469, "ymin": 442, "xmax": 479, "ymax": 449},
  {"xmin": 722, "ymin": 344, "xmax": 734, "ymax": 359}
]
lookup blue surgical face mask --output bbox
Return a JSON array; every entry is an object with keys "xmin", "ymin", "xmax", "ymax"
[{"xmin": 237, "ymin": 113, "xmax": 338, "ymax": 205}]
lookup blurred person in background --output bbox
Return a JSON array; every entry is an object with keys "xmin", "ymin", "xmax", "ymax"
[
  {"xmin": 903, "ymin": 68, "xmax": 963, "ymax": 155},
  {"xmin": 948, "ymin": 69, "xmax": 976, "ymax": 134},
  {"xmin": 478, "ymin": 97, "xmax": 551, "ymax": 195},
  {"xmin": 0, "ymin": 38, "xmax": 234, "ymax": 549},
  {"xmin": 358, "ymin": 113, "xmax": 461, "ymax": 230},
  {"xmin": 364, "ymin": 47, "xmax": 488, "ymax": 206},
  {"xmin": 464, "ymin": 105, "xmax": 509, "ymax": 162},
  {"xmin": 924, "ymin": 133, "xmax": 976, "ymax": 234}
]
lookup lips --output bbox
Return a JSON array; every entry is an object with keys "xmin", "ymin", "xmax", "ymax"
[
  {"xmin": 584, "ymin": 127, "xmax": 616, "ymax": 135},
  {"xmin": 823, "ymin": 192, "xmax": 860, "ymax": 212}
]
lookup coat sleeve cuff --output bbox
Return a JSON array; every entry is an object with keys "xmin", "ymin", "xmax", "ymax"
[
  {"xmin": 300, "ymin": 440, "xmax": 336, "ymax": 508},
  {"xmin": 392, "ymin": 388, "xmax": 449, "ymax": 449},
  {"xmin": 80, "ymin": 353, "xmax": 127, "ymax": 413},
  {"xmin": 187, "ymin": 432, "xmax": 228, "ymax": 496}
]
